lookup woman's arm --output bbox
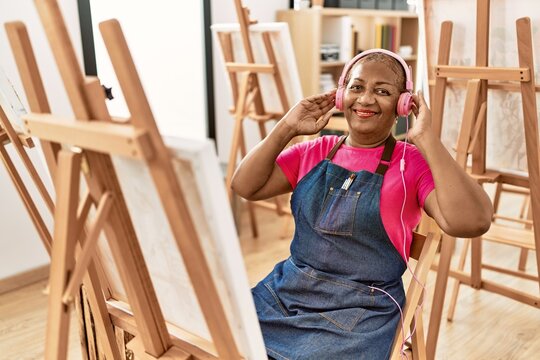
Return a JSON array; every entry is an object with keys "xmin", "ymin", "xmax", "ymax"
[
  {"xmin": 409, "ymin": 91, "xmax": 493, "ymax": 238},
  {"xmin": 231, "ymin": 90, "xmax": 336, "ymax": 201}
]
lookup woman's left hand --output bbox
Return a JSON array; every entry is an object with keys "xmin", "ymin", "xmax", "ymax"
[{"xmin": 408, "ymin": 90, "xmax": 433, "ymax": 143}]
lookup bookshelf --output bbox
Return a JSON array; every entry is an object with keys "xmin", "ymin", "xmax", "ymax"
[
  {"xmin": 277, "ymin": 7, "xmax": 419, "ymax": 138},
  {"xmin": 277, "ymin": 7, "xmax": 419, "ymax": 97}
]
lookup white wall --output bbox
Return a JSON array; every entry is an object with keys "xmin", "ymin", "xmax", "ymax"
[
  {"xmin": 211, "ymin": 0, "xmax": 291, "ymax": 162},
  {"xmin": 0, "ymin": 0, "xmax": 81, "ymax": 279},
  {"xmin": 89, "ymin": 0, "xmax": 207, "ymax": 139}
]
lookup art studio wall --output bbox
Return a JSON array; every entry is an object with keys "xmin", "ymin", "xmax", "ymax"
[{"xmin": 88, "ymin": 0, "xmax": 208, "ymax": 139}]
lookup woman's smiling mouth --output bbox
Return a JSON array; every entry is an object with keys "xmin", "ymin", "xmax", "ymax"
[{"xmin": 354, "ymin": 109, "xmax": 379, "ymax": 118}]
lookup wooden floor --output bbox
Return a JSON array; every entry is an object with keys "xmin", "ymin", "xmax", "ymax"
[{"xmin": 1, "ymin": 199, "xmax": 540, "ymax": 359}]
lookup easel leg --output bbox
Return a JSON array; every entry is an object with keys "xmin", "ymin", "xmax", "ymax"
[
  {"xmin": 455, "ymin": 80, "xmax": 481, "ymax": 168},
  {"xmin": 239, "ymin": 124, "xmax": 258, "ymax": 238},
  {"xmin": 518, "ymin": 249, "xmax": 529, "ymax": 272},
  {"xmin": 446, "ymin": 238, "xmax": 470, "ymax": 321},
  {"xmin": 411, "ymin": 291, "xmax": 427, "ymax": 360},
  {"xmin": 225, "ymin": 74, "xmax": 251, "ymax": 200},
  {"xmin": 81, "ymin": 285, "xmax": 99, "ymax": 359},
  {"xmin": 426, "ymin": 234, "xmax": 455, "ymax": 360},
  {"xmin": 470, "ymin": 236, "xmax": 482, "ymax": 288},
  {"xmin": 471, "ymin": 0, "xmax": 490, "ymax": 175},
  {"xmin": 431, "ymin": 21, "xmax": 453, "ymax": 138},
  {"xmin": 45, "ymin": 150, "xmax": 121, "ymax": 359},
  {"xmin": 82, "ymin": 266, "xmax": 123, "ymax": 359},
  {"xmin": 516, "ymin": 17, "xmax": 540, "ymax": 293},
  {"xmin": 45, "ymin": 150, "xmax": 82, "ymax": 360},
  {"xmin": 256, "ymin": 121, "xmax": 284, "ymax": 215},
  {"xmin": 225, "ymin": 73, "xmax": 260, "ymax": 237}
]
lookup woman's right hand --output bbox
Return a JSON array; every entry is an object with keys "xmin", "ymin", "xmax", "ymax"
[{"xmin": 282, "ymin": 89, "xmax": 336, "ymax": 136}]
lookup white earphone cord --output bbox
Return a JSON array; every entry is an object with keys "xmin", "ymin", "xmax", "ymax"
[{"xmin": 370, "ymin": 115, "xmax": 428, "ymax": 360}]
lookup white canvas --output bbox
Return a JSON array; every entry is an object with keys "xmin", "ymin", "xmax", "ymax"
[
  {"xmin": 96, "ymin": 136, "xmax": 266, "ymax": 359},
  {"xmin": 211, "ymin": 22, "xmax": 303, "ymax": 114},
  {"xmin": 425, "ymin": 0, "xmax": 540, "ymax": 173}
]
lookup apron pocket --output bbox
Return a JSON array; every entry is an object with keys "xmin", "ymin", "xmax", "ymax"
[
  {"xmin": 315, "ymin": 187, "xmax": 361, "ymax": 236},
  {"xmin": 318, "ymin": 307, "xmax": 367, "ymax": 332}
]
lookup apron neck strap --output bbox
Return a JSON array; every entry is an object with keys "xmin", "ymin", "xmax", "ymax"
[
  {"xmin": 325, "ymin": 135, "xmax": 397, "ymax": 176},
  {"xmin": 325, "ymin": 135, "xmax": 347, "ymax": 160},
  {"xmin": 375, "ymin": 135, "xmax": 396, "ymax": 175}
]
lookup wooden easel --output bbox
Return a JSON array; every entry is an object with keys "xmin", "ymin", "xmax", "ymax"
[
  {"xmin": 0, "ymin": 66, "xmax": 58, "ymax": 253},
  {"xmin": 2, "ymin": 22, "xmax": 117, "ymax": 358},
  {"xmin": 0, "ymin": 105, "xmax": 53, "ymax": 252},
  {"xmin": 425, "ymin": 1, "xmax": 540, "ymax": 358},
  {"xmin": 217, "ymin": 0, "xmax": 294, "ymax": 237},
  {"xmin": 390, "ymin": 232, "xmax": 441, "ymax": 360},
  {"xmin": 5, "ymin": 0, "xmax": 262, "ymax": 358}
]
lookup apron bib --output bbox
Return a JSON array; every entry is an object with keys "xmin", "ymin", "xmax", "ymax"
[{"xmin": 252, "ymin": 135, "xmax": 407, "ymax": 360}]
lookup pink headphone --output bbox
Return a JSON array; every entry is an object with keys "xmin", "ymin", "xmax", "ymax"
[{"xmin": 335, "ymin": 48, "xmax": 413, "ymax": 116}]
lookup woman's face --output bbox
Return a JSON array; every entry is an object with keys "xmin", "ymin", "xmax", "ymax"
[{"xmin": 343, "ymin": 61, "xmax": 401, "ymax": 143}]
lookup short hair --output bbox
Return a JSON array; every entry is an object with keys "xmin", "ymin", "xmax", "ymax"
[{"xmin": 344, "ymin": 52, "xmax": 407, "ymax": 91}]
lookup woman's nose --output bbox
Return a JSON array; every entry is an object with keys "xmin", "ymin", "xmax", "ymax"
[{"xmin": 356, "ymin": 90, "xmax": 375, "ymax": 105}]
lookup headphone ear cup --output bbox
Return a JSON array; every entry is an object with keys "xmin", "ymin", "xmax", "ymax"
[
  {"xmin": 397, "ymin": 92, "xmax": 413, "ymax": 116},
  {"xmin": 335, "ymin": 87, "xmax": 344, "ymax": 111}
]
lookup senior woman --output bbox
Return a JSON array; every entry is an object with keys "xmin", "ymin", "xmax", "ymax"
[{"xmin": 231, "ymin": 49, "xmax": 492, "ymax": 359}]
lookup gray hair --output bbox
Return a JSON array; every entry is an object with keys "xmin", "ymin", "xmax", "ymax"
[{"xmin": 344, "ymin": 52, "xmax": 407, "ymax": 91}]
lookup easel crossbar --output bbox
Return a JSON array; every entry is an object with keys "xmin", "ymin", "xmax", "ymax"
[
  {"xmin": 225, "ymin": 62, "xmax": 275, "ymax": 73},
  {"xmin": 0, "ymin": 129, "xmax": 34, "ymax": 148},
  {"xmin": 62, "ymin": 191, "xmax": 114, "ymax": 305},
  {"xmin": 23, "ymin": 113, "xmax": 154, "ymax": 160},
  {"xmin": 435, "ymin": 65, "xmax": 531, "ymax": 81},
  {"xmin": 0, "ymin": 130, "xmax": 8, "ymax": 143},
  {"xmin": 430, "ymin": 264, "xmax": 540, "ymax": 308}
]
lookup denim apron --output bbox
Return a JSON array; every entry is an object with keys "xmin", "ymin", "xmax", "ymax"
[{"xmin": 252, "ymin": 135, "xmax": 407, "ymax": 360}]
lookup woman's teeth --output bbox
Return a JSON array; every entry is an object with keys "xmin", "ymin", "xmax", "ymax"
[{"xmin": 355, "ymin": 110, "xmax": 377, "ymax": 117}]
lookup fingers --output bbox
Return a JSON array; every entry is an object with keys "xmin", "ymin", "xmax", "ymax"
[
  {"xmin": 411, "ymin": 90, "xmax": 430, "ymax": 115},
  {"xmin": 306, "ymin": 89, "xmax": 337, "ymax": 105},
  {"xmin": 416, "ymin": 90, "xmax": 428, "ymax": 108},
  {"xmin": 411, "ymin": 102, "xmax": 419, "ymax": 117},
  {"xmin": 318, "ymin": 108, "xmax": 335, "ymax": 129},
  {"xmin": 300, "ymin": 90, "xmax": 335, "ymax": 119}
]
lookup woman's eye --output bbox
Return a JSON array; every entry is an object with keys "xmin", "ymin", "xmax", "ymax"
[
  {"xmin": 376, "ymin": 88, "xmax": 391, "ymax": 95},
  {"xmin": 349, "ymin": 84, "xmax": 362, "ymax": 91}
]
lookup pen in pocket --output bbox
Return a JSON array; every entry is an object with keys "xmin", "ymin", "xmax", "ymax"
[{"xmin": 341, "ymin": 173, "xmax": 356, "ymax": 191}]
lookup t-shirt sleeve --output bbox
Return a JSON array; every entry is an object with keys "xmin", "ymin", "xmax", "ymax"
[
  {"xmin": 276, "ymin": 141, "xmax": 306, "ymax": 189},
  {"xmin": 276, "ymin": 136, "xmax": 335, "ymax": 189},
  {"xmin": 409, "ymin": 147, "xmax": 435, "ymax": 208}
]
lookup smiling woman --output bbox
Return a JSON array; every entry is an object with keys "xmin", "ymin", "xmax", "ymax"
[
  {"xmin": 230, "ymin": 48, "xmax": 493, "ymax": 359},
  {"xmin": 343, "ymin": 60, "xmax": 404, "ymax": 147}
]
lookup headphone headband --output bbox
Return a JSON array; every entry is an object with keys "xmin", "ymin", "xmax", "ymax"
[
  {"xmin": 334, "ymin": 48, "xmax": 414, "ymax": 115},
  {"xmin": 337, "ymin": 48, "xmax": 413, "ymax": 92}
]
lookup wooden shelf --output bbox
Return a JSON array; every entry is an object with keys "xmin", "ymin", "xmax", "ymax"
[
  {"xmin": 402, "ymin": 55, "xmax": 418, "ymax": 61},
  {"xmin": 428, "ymin": 79, "xmax": 540, "ymax": 92},
  {"xmin": 320, "ymin": 61, "xmax": 346, "ymax": 68},
  {"xmin": 293, "ymin": 8, "xmax": 418, "ymax": 19},
  {"xmin": 277, "ymin": 8, "xmax": 420, "ymax": 101}
]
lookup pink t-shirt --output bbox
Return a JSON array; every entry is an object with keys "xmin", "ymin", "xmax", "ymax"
[{"xmin": 277, "ymin": 135, "xmax": 435, "ymax": 260}]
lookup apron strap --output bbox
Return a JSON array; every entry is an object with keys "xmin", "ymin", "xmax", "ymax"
[
  {"xmin": 375, "ymin": 135, "xmax": 396, "ymax": 175},
  {"xmin": 325, "ymin": 135, "xmax": 348, "ymax": 160}
]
